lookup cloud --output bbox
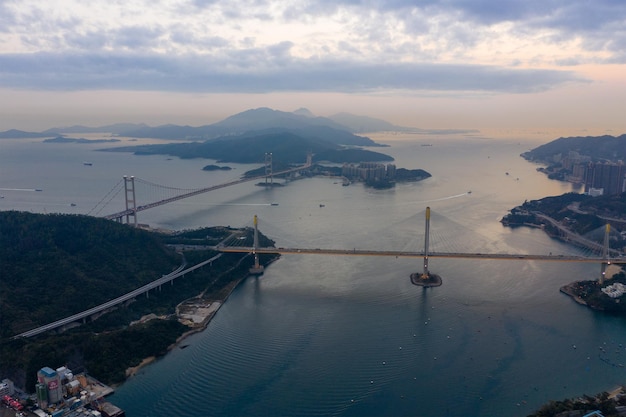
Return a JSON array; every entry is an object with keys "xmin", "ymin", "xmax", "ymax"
[
  {"xmin": 0, "ymin": 51, "xmax": 585, "ymax": 93},
  {"xmin": 0, "ymin": 0, "xmax": 621, "ymax": 95}
]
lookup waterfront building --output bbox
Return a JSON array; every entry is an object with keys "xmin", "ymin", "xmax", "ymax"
[
  {"xmin": 37, "ymin": 367, "xmax": 63, "ymax": 404},
  {"xmin": 341, "ymin": 162, "xmax": 397, "ymax": 182}
]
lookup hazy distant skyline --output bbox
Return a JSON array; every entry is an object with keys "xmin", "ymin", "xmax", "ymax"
[{"xmin": 1, "ymin": 0, "xmax": 625, "ymax": 137}]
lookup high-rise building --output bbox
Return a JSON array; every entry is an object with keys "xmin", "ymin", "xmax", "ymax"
[
  {"xmin": 583, "ymin": 162, "xmax": 626, "ymax": 195},
  {"xmin": 37, "ymin": 367, "xmax": 63, "ymax": 404}
]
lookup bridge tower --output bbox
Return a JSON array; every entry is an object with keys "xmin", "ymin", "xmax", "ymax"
[
  {"xmin": 123, "ymin": 175, "xmax": 138, "ymax": 227},
  {"xmin": 423, "ymin": 206, "xmax": 431, "ymax": 276},
  {"xmin": 410, "ymin": 207, "xmax": 442, "ymax": 287},
  {"xmin": 249, "ymin": 215, "xmax": 265, "ymax": 275},
  {"xmin": 600, "ymin": 223, "xmax": 611, "ymax": 284},
  {"xmin": 265, "ymin": 152, "xmax": 273, "ymax": 186}
]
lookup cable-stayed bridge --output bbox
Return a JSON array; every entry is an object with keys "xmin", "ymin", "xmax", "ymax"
[
  {"xmin": 13, "ymin": 206, "xmax": 625, "ymax": 338},
  {"xmin": 217, "ymin": 210, "xmax": 626, "ymax": 285}
]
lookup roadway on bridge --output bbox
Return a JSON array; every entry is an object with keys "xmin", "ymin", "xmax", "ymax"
[
  {"xmin": 105, "ymin": 159, "xmax": 312, "ymax": 220},
  {"xmin": 216, "ymin": 246, "xmax": 626, "ymax": 264}
]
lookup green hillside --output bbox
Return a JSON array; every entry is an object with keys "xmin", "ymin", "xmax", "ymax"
[
  {"xmin": 0, "ymin": 211, "xmax": 182, "ymax": 337},
  {"xmin": 0, "ymin": 211, "xmax": 274, "ymax": 389}
]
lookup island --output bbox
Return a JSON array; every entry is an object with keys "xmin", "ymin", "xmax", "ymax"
[
  {"xmin": 43, "ymin": 136, "xmax": 121, "ymax": 144},
  {"xmin": 202, "ymin": 164, "xmax": 232, "ymax": 171}
]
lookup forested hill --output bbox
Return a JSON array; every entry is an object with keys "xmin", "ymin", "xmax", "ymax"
[
  {"xmin": 105, "ymin": 131, "xmax": 393, "ymax": 164},
  {"xmin": 0, "ymin": 211, "xmax": 181, "ymax": 338},
  {"xmin": 521, "ymin": 134, "xmax": 626, "ymax": 163}
]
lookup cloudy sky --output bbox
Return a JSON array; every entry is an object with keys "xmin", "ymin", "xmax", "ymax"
[{"xmin": 1, "ymin": 0, "xmax": 625, "ymax": 136}]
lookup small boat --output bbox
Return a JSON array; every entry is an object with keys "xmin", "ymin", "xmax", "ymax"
[
  {"xmin": 319, "ymin": 204, "xmax": 325, "ymax": 207},
  {"xmin": 70, "ymin": 203, "xmax": 76, "ymax": 207},
  {"xmin": 35, "ymin": 189, "xmax": 42, "ymax": 192},
  {"xmin": 271, "ymin": 202, "xmax": 279, "ymax": 206},
  {"xmin": 468, "ymin": 191, "xmax": 472, "ymax": 194},
  {"xmin": 83, "ymin": 162, "xmax": 93, "ymax": 166}
]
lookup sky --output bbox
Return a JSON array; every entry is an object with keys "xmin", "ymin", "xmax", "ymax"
[{"xmin": 1, "ymin": 0, "xmax": 626, "ymax": 137}]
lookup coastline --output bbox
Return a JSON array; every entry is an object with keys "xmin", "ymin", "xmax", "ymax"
[
  {"xmin": 560, "ymin": 264, "xmax": 624, "ymax": 310},
  {"xmin": 123, "ymin": 276, "xmax": 246, "ymax": 378},
  {"xmin": 123, "ymin": 255, "xmax": 279, "ymax": 379},
  {"xmin": 559, "ymin": 283, "xmax": 588, "ymax": 306}
]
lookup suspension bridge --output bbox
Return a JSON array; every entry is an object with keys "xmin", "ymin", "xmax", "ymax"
[{"xmin": 88, "ymin": 152, "xmax": 312, "ymax": 224}]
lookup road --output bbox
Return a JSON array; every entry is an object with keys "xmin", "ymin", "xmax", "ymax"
[
  {"xmin": 216, "ymin": 246, "xmax": 626, "ymax": 264},
  {"xmin": 12, "ymin": 256, "xmax": 226, "ymax": 339}
]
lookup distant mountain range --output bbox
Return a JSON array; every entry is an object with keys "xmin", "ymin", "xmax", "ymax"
[
  {"xmin": 521, "ymin": 134, "xmax": 626, "ymax": 163},
  {"xmin": 0, "ymin": 108, "xmax": 412, "ymax": 140}
]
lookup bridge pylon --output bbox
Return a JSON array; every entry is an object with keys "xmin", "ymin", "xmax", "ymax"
[
  {"xmin": 123, "ymin": 175, "xmax": 138, "ymax": 227},
  {"xmin": 249, "ymin": 214, "xmax": 265, "ymax": 275},
  {"xmin": 264, "ymin": 152, "xmax": 273, "ymax": 186},
  {"xmin": 600, "ymin": 223, "xmax": 611, "ymax": 284},
  {"xmin": 410, "ymin": 207, "xmax": 442, "ymax": 287}
]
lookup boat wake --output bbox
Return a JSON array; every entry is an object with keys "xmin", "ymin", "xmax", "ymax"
[
  {"xmin": 0, "ymin": 188, "xmax": 40, "ymax": 192},
  {"xmin": 408, "ymin": 192, "xmax": 470, "ymax": 204}
]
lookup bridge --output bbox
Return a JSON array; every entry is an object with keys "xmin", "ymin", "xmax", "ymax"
[
  {"xmin": 94, "ymin": 152, "xmax": 313, "ymax": 225},
  {"xmin": 12, "ymin": 206, "xmax": 625, "ymax": 339},
  {"xmin": 221, "ymin": 209, "xmax": 626, "ymax": 286}
]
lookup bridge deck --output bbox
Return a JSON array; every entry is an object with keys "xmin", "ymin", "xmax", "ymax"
[{"xmin": 216, "ymin": 246, "xmax": 626, "ymax": 264}]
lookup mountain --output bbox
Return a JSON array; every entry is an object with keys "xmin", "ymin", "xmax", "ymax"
[
  {"xmin": 328, "ymin": 112, "xmax": 410, "ymax": 133},
  {"xmin": 292, "ymin": 108, "xmax": 316, "ymax": 118},
  {"xmin": 104, "ymin": 131, "xmax": 392, "ymax": 164},
  {"xmin": 117, "ymin": 107, "xmax": 355, "ymax": 140},
  {"xmin": 521, "ymin": 134, "xmax": 626, "ymax": 163},
  {"xmin": 42, "ymin": 123, "xmax": 150, "ymax": 135},
  {"xmin": 0, "ymin": 129, "xmax": 54, "ymax": 139}
]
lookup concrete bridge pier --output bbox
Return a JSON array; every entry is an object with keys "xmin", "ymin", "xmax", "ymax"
[
  {"xmin": 411, "ymin": 207, "xmax": 442, "ymax": 287},
  {"xmin": 249, "ymin": 215, "xmax": 265, "ymax": 275}
]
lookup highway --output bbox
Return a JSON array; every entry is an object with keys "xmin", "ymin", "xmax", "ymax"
[
  {"xmin": 216, "ymin": 246, "xmax": 626, "ymax": 264},
  {"xmin": 13, "ymin": 256, "xmax": 223, "ymax": 339}
]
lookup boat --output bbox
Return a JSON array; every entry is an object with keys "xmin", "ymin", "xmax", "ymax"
[
  {"xmin": 70, "ymin": 203, "xmax": 76, "ymax": 207},
  {"xmin": 83, "ymin": 162, "xmax": 93, "ymax": 166},
  {"xmin": 271, "ymin": 202, "xmax": 279, "ymax": 206},
  {"xmin": 468, "ymin": 190, "xmax": 472, "ymax": 194},
  {"xmin": 319, "ymin": 204, "xmax": 325, "ymax": 207}
]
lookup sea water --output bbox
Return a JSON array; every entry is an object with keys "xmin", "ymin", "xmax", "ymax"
[{"xmin": 2, "ymin": 133, "xmax": 624, "ymax": 417}]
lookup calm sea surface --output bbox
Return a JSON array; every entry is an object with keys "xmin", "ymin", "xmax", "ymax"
[{"xmin": 2, "ymin": 133, "xmax": 624, "ymax": 417}]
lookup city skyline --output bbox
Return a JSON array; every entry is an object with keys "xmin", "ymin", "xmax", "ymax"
[{"xmin": 1, "ymin": 0, "xmax": 625, "ymax": 137}]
